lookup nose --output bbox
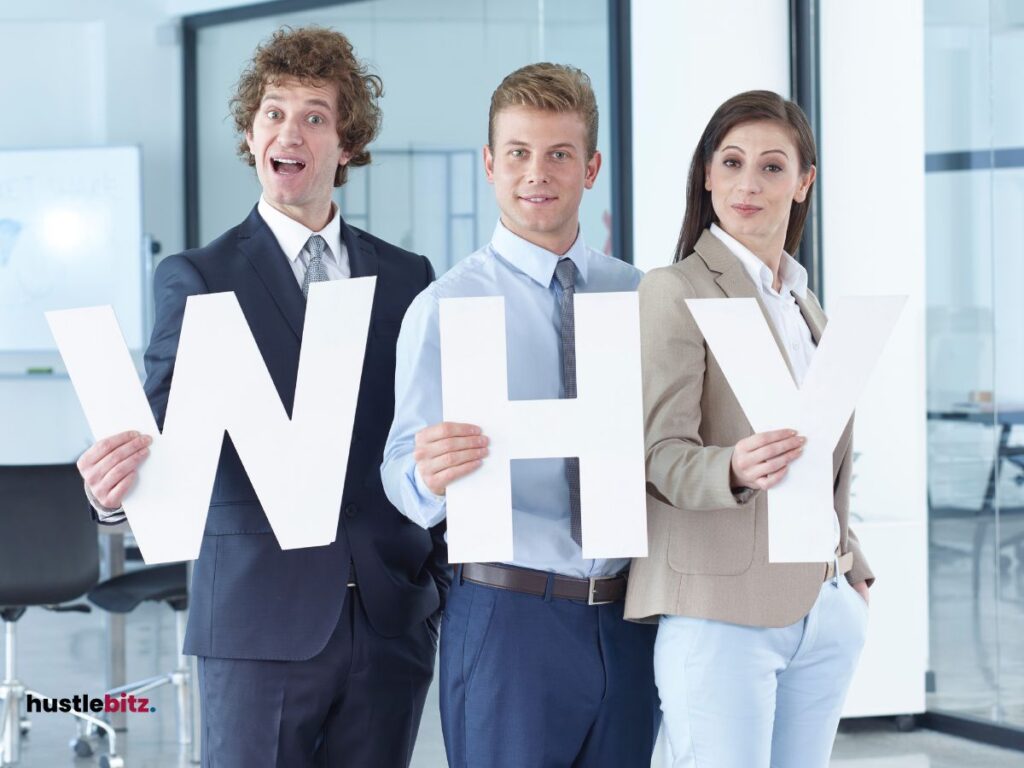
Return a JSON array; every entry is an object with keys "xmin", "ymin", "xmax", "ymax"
[
  {"xmin": 276, "ymin": 115, "xmax": 304, "ymax": 147},
  {"xmin": 737, "ymin": 164, "xmax": 761, "ymax": 195},
  {"xmin": 524, "ymin": 154, "xmax": 549, "ymax": 184}
]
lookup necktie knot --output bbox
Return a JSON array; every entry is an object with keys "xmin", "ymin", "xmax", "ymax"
[
  {"xmin": 554, "ymin": 258, "xmax": 577, "ymax": 291},
  {"xmin": 307, "ymin": 234, "xmax": 327, "ymax": 263}
]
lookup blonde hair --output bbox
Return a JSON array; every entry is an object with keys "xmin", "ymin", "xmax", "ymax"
[{"xmin": 488, "ymin": 63, "xmax": 598, "ymax": 158}]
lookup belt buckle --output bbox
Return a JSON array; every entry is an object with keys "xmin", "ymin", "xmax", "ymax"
[{"xmin": 588, "ymin": 576, "xmax": 614, "ymax": 606}]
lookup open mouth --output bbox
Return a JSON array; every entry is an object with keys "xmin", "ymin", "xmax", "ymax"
[
  {"xmin": 271, "ymin": 157, "xmax": 306, "ymax": 175},
  {"xmin": 520, "ymin": 195, "xmax": 556, "ymax": 205}
]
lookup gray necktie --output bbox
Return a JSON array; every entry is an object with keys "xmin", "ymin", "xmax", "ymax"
[
  {"xmin": 301, "ymin": 234, "xmax": 330, "ymax": 298},
  {"xmin": 554, "ymin": 258, "xmax": 583, "ymax": 547}
]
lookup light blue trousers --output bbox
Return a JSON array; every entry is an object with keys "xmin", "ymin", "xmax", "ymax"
[{"xmin": 654, "ymin": 576, "xmax": 868, "ymax": 768}]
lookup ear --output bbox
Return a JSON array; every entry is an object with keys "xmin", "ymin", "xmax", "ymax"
[
  {"xmin": 338, "ymin": 147, "xmax": 352, "ymax": 167},
  {"xmin": 583, "ymin": 150, "xmax": 602, "ymax": 190},
  {"xmin": 483, "ymin": 144, "xmax": 495, "ymax": 184},
  {"xmin": 794, "ymin": 164, "xmax": 817, "ymax": 203},
  {"xmin": 245, "ymin": 129, "xmax": 255, "ymax": 156}
]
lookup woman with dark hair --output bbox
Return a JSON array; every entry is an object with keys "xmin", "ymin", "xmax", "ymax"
[{"xmin": 624, "ymin": 90, "xmax": 873, "ymax": 767}]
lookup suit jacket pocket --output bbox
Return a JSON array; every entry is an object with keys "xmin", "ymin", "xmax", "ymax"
[
  {"xmin": 667, "ymin": 504, "xmax": 756, "ymax": 576},
  {"xmin": 204, "ymin": 501, "xmax": 273, "ymax": 535}
]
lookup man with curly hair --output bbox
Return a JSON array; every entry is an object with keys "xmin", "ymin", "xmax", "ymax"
[{"xmin": 76, "ymin": 26, "xmax": 448, "ymax": 767}]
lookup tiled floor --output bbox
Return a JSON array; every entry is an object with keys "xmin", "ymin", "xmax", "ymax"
[{"xmin": 4, "ymin": 597, "xmax": 1023, "ymax": 767}]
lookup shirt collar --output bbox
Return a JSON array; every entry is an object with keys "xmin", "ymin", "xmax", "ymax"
[
  {"xmin": 710, "ymin": 223, "xmax": 807, "ymax": 299},
  {"xmin": 490, "ymin": 219, "xmax": 590, "ymax": 288},
  {"xmin": 257, "ymin": 196, "xmax": 342, "ymax": 266}
]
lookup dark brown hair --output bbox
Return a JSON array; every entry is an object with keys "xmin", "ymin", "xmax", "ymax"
[
  {"xmin": 230, "ymin": 26, "xmax": 382, "ymax": 187},
  {"xmin": 674, "ymin": 90, "xmax": 816, "ymax": 261},
  {"xmin": 488, "ymin": 63, "xmax": 599, "ymax": 159}
]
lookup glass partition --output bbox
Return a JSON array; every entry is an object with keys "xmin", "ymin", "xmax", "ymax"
[
  {"xmin": 192, "ymin": 0, "xmax": 613, "ymax": 275},
  {"xmin": 925, "ymin": 0, "xmax": 1024, "ymax": 731}
]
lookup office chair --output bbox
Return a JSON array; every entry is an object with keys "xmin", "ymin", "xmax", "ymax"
[
  {"xmin": 86, "ymin": 561, "xmax": 193, "ymax": 758},
  {"xmin": 0, "ymin": 464, "xmax": 122, "ymax": 767}
]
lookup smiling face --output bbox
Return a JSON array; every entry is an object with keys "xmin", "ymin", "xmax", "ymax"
[
  {"xmin": 245, "ymin": 78, "xmax": 350, "ymax": 230},
  {"xmin": 484, "ymin": 106, "xmax": 601, "ymax": 255},
  {"xmin": 705, "ymin": 120, "xmax": 815, "ymax": 260}
]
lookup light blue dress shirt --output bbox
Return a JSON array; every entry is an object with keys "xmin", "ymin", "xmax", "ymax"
[{"xmin": 381, "ymin": 221, "xmax": 643, "ymax": 578}]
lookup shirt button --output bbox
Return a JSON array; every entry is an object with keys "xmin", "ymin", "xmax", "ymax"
[{"xmin": 344, "ymin": 504, "xmax": 358, "ymax": 519}]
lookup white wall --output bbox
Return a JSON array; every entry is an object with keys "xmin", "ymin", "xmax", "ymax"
[
  {"xmin": 0, "ymin": 0, "xmax": 184, "ymax": 258},
  {"xmin": 820, "ymin": 0, "xmax": 927, "ymax": 528},
  {"xmin": 820, "ymin": 0, "xmax": 928, "ymax": 716},
  {"xmin": 630, "ymin": 0, "xmax": 791, "ymax": 273}
]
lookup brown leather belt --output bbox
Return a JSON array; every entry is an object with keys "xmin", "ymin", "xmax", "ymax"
[{"xmin": 461, "ymin": 563, "xmax": 627, "ymax": 605}]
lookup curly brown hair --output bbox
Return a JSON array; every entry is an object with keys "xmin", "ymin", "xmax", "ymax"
[{"xmin": 230, "ymin": 26, "xmax": 382, "ymax": 187}]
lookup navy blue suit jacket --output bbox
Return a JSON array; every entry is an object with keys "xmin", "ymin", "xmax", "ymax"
[{"xmin": 143, "ymin": 206, "xmax": 449, "ymax": 661}]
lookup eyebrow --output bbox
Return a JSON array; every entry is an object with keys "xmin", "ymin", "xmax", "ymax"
[
  {"xmin": 260, "ymin": 92, "xmax": 333, "ymax": 110},
  {"xmin": 721, "ymin": 144, "xmax": 790, "ymax": 159},
  {"xmin": 504, "ymin": 140, "xmax": 578, "ymax": 151}
]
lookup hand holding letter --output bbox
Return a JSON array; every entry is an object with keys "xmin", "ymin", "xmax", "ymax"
[
  {"xmin": 413, "ymin": 422, "xmax": 489, "ymax": 496},
  {"xmin": 77, "ymin": 430, "xmax": 152, "ymax": 508},
  {"xmin": 730, "ymin": 429, "xmax": 805, "ymax": 491}
]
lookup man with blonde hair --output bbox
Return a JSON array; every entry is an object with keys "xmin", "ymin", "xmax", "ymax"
[{"xmin": 382, "ymin": 63, "xmax": 660, "ymax": 766}]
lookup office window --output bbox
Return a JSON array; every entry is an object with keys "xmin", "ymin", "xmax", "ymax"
[
  {"xmin": 189, "ymin": 0, "xmax": 616, "ymax": 274},
  {"xmin": 925, "ymin": 0, "xmax": 1024, "ymax": 731}
]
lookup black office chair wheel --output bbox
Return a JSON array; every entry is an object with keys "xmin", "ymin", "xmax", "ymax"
[
  {"xmin": 70, "ymin": 736, "xmax": 94, "ymax": 757},
  {"xmin": 99, "ymin": 755, "xmax": 125, "ymax": 768}
]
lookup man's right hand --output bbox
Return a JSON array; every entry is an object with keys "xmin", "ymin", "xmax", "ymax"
[
  {"xmin": 413, "ymin": 422, "xmax": 489, "ymax": 497},
  {"xmin": 77, "ymin": 431, "xmax": 152, "ymax": 509}
]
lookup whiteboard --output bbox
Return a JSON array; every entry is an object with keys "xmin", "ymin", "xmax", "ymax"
[{"xmin": 0, "ymin": 146, "xmax": 144, "ymax": 353}]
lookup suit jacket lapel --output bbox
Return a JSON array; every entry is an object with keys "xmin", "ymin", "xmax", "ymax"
[
  {"xmin": 238, "ymin": 206, "xmax": 306, "ymax": 340},
  {"xmin": 694, "ymin": 229, "xmax": 798, "ymax": 381},
  {"xmin": 792, "ymin": 291, "xmax": 826, "ymax": 344},
  {"xmin": 344, "ymin": 220, "xmax": 378, "ymax": 279}
]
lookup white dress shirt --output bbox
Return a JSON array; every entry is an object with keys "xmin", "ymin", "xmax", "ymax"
[
  {"xmin": 710, "ymin": 224, "xmax": 841, "ymax": 551},
  {"xmin": 257, "ymin": 196, "xmax": 350, "ymax": 284}
]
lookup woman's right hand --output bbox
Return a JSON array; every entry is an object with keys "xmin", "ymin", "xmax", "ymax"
[{"xmin": 730, "ymin": 429, "xmax": 806, "ymax": 491}]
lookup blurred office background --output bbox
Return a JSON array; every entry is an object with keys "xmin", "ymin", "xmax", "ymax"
[{"xmin": 1, "ymin": 0, "xmax": 1023, "ymax": 766}]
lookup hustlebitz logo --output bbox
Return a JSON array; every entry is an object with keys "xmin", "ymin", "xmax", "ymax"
[{"xmin": 26, "ymin": 693, "xmax": 156, "ymax": 714}]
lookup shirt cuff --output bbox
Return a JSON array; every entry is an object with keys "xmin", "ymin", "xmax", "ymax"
[
  {"xmin": 391, "ymin": 462, "xmax": 446, "ymax": 529},
  {"xmin": 413, "ymin": 464, "xmax": 447, "ymax": 504},
  {"xmin": 84, "ymin": 481, "xmax": 127, "ymax": 524}
]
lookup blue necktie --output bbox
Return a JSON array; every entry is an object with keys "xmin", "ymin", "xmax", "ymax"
[{"xmin": 554, "ymin": 258, "xmax": 583, "ymax": 547}]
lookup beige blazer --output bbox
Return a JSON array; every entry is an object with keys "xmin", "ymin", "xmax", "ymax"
[{"xmin": 624, "ymin": 229, "xmax": 874, "ymax": 628}]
